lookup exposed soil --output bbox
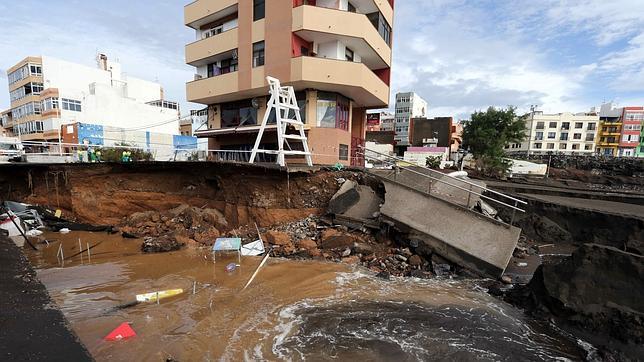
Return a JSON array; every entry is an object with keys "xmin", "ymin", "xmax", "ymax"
[{"xmin": 0, "ymin": 162, "xmax": 376, "ymax": 227}]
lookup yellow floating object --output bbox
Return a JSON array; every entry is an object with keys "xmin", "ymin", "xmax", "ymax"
[
  {"xmin": 136, "ymin": 288, "xmax": 184, "ymax": 303},
  {"xmin": 54, "ymin": 209, "xmax": 62, "ymax": 218}
]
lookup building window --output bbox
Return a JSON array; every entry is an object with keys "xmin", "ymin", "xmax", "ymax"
[
  {"xmin": 253, "ymin": 0, "xmax": 265, "ymax": 21},
  {"xmin": 547, "ymin": 132, "xmax": 556, "ymax": 139},
  {"xmin": 547, "ymin": 143, "xmax": 554, "ymax": 149},
  {"xmin": 220, "ymin": 58, "xmax": 238, "ymax": 74},
  {"xmin": 43, "ymin": 97, "xmax": 59, "ymax": 111},
  {"xmin": 339, "ymin": 144, "xmax": 349, "ymax": 161},
  {"xmin": 317, "ymin": 92, "xmax": 349, "ymax": 130},
  {"xmin": 345, "ymin": 47, "xmax": 354, "ymax": 61},
  {"xmin": 221, "ymin": 99, "xmax": 257, "ymax": 128},
  {"xmin": 560, "ymin": 133, "xmax": 568, "ymax": 141},
  {"xmin": 585, "ymin": 134, "xmax": 594, "ymax": 142},
  {"xmin": 549, "ymin": 122, "xmax": 557, "ymax": 128},
  {"xmin": 61, "ymin": 98, "xmax": 82, "ymax": 112},
  {"xmin": 533, "ymin": 143, "xmax": 542, "ymax": 149},
  {"xmin": 587, "ymin": 123, "xmax": 596, "ymax": 130},
  {"xmin": 535, "ymin": 131, "xmax": 543, "ymax": 140},
  {"xmin": 30, "ymin": 64, "xmax": 42, "ymax": 75},
  {"xmin": 559, "ymin": 143, "xmax": 567, "ymax": 150},
  {"xmin": 536, "ymin": 121, "xmax": 544, "ymax": 129},
  {"xmin": 585, "ymin": 144, "xmax": 593, "ymax": 150},
  {"xmin": 572, "ymin": 144, "xmax": 579, "ymax": 150},
  {"xmin": 253, "ymin": 41, "xmax": 265, "ymax": 67},
  {"xmin": 575, "ymin": 122, "xmax": 583, "ymax": 129},
  {"xmin": 573, "ymin": 133, "xmax": 581, "ymax": 140},
  {"xmin": 561, "ymin": 122, "xmax": 570, "ymax": 130},
  {"xmin": 366, "ymin": 12, "xmax": 392, "ymax": 46}
]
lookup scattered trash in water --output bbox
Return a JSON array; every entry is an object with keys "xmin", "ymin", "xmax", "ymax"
[
  {"xmin": 517, "ymin": 262, "xmax": 528, "ymax": 267},
  {"xmin": 213, "ymin": 237, "xmax": 242, "ymax": 263},
  {"xmin": 241, "ymin": 240, "xmax": 264, "ymax": 256},
  {"xmin": 59, "ymin": 228, "xmax": 70, "ymax": 234},
  {"xmin": 225, "ymin": 263, "xmax": 239, "ymax": 273},
  {"xmin": 136, "ymin": 289, "xmax": 184, "ymax": 303},
  {"xmin": 25, "ymin": 229, "xmax": 43, "ymax": 237},
  {"xmin": 104, "ymin": 322, "xmax": 136, "ymax": 341}
]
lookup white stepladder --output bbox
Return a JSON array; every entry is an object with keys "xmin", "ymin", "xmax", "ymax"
[{"xmin": 249, "ymin": 76, "xmax": 313, "ymax": 167}]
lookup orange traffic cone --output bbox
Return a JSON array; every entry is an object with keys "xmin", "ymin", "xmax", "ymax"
[{"xmin": 104, "ymin": 322, "xmax": 136, "ymax": 341}]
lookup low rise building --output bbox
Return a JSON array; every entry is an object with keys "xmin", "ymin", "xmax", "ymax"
[
  {"xmin": 403, "ymin": 146, "xmax": 450, "ymax": 168},
  {"xmin": 409, "ymin": 117, "xmax": 453, "ymax": 149},
  {"xmin": 366, "ymin": 111, "xmax": 394, "ymax": 131},
  {"xmin": 60, "ymin": 122, "xmax": 197, "ymax": 161},
  {"xmin": 618, "ymin": 107, "xmax": 643, "ymax": 157},
  {"xmin": 4, "ymin": 54, "xmax": 180, "ymax": 150},
  {"xmin": 513, "ymin": 111, "xmax": 599, "ymax": 155}
]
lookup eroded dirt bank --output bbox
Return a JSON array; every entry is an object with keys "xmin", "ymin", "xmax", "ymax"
[{"xmin": 0, "ymin": 162, "xmax": 377, "ymax": 228}]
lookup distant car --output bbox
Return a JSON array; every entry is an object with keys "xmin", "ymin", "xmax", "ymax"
[{"xmin": 0, "ymin": 137, "xmax": 24, "ymax": 163}]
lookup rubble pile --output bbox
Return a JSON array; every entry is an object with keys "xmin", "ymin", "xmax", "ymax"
[
  {"xmin": 226, "ymin": 215, "xmax": 455, "ymax": 278},
  {"xmin": 120, "ymin": 205, "xmax": 228, "ymax": 250}
]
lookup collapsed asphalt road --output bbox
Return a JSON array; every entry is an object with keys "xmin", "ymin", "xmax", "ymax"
[{"xmin": 0, "ymin": 234, "xmax": 92, "ymax": 361}]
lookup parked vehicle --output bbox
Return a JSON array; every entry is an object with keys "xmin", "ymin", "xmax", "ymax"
[{"xmin": 0, "ymin": 137, "xmax": 24, "ymax": 163}]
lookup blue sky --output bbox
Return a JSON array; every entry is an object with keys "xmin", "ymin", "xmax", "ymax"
[{"xmin": 1, "ymin": 0, "xmax": 642, "ymax": 120}]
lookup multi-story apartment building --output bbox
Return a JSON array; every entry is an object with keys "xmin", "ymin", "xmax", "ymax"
[
  {"xmin": 618, "ymin": 106, "xmax": 643, "ymax": 157},
  {"xmin": 4, "ymin": 54, "xmax": 180, "ymax": 148},
  {"xmin": 393, "ymin": 92, "xmax": 426, "ymax": 146},
  {"xmin": 513, "ymin": 111, "xmax": 599, "ymax": 155},
  {"xmin": 379, "ymin": 111, "xmax": 394, "ymax": 132},
  {"xmin": 596, "ymin": 102, "xmax": 623, "ymax": 156},
  {"xmin": 184, "ymin": 0, "xmax": 394, "ymax": 166}
]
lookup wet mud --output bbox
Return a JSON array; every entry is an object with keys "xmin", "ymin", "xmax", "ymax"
[{"xmin": 27, "ymin": 231, "xmax": 589, "ymax": 361}]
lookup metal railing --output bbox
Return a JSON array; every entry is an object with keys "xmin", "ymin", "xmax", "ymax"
[{"xmin": 360, "ymin": 147, "xmax": 527, "ymax": 225}]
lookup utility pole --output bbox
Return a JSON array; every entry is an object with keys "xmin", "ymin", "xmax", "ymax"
[{"xmin": 526, "ymin": 105, "xmax": 537, "ymax": 158}]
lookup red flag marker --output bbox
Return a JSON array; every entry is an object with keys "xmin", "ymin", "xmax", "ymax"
[{"xmin": 104, "ymin": 322, "xmax": 136, "ymax": 341}]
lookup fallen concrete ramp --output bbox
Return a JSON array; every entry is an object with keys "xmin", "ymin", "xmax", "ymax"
[{"xmin": 379, "ymin": 177, "xmax": 521, "ymax": 278}]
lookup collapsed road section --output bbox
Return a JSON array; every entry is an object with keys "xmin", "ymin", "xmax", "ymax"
[
  {"xmin": 0, "ymin": 234, "xmax": 92, "ymax": 361},
  {"xmin": 0, "ymin": 161, "xmax": 522, "ymax": 278}
]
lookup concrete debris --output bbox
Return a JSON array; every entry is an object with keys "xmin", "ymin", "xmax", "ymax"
[{"xmin": 326, "ymin": 180, "xmax": 360, "ymax": 215}]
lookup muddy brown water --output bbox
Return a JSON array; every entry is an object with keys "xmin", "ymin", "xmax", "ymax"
[{"xmin": 26, "ymin": 231, "xmax": 590, "ymax": 361}]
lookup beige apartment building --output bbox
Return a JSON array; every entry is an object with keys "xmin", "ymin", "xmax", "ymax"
[
  {"xmin": 184, "ymin": 0, "xmax": 394, "ymax": 165},
  {"xmin": 508, "ymin": 111, "xmax": 599, "ymax": 155}
]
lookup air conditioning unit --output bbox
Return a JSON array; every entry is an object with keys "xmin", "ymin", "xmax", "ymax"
[
  {"xmin": 312, "ymin": 42, "xmax": 319, "ymax": 55},
  {"xmin": 194, "ymin": 74, "xmax": 203, "ymax": 81},
  {"xmin": 232, "ymin": 49, "xmax": 238, "ymax": 59}
]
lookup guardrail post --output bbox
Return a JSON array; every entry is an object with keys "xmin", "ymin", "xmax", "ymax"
[{"xmin": 510, "ymin": 200, "xmax": 517, "ymax": 226}]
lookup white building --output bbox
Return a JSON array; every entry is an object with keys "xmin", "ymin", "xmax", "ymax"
[
  {"xmin": 510, "ymin": 111, "xmax": 599, "ymax": 155},
  {"xmin": 403, "ymin": 146, "xmax": 450, "ymax": 168},
  {"xmin": 379, "ymin": 111, "xmax": 395, "ymax": 131},
  {"xmin": 4, "ymin": 54, "xmax": 180, "ymax": 145},
  {"xmin": 394, "ymin": 92, "xmax": 427, "ymax": 146}
]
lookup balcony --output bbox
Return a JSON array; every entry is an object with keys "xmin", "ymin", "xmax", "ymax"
[
  {"xmin": 290, "ymin": 56, "xmax": 389, "ymax": 107},
  {"xmin": 292, "ymin": 5, "xmax": 391, "ymax": 68},
  {"xmin": 294, "ymin": 0, "xmax": 393, "ymax": 26},
  {"xmin": 185, "ymin": 0, "xmax": 237, "ymax": 29},
  {"xmin": 186, "ymin": 70, "xmax": 239, "ymax": 104},
  {"xmin": 186, "ymin": 28, "xmax": 238, "ymax": 66},
  {"xmin": 187, "ymin": 56, "xmax": 389, "ymax": 107}
]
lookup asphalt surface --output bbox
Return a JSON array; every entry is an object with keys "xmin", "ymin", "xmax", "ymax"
[
  {"xmin": 0, "ymin": 234, "xmax": 93, "ymax": 361},
  {"xmin": 519, "ymin": 193, "xmax": 644, "ymax": 219}
]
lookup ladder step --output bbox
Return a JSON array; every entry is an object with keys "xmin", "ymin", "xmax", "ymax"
[
  {"xmin": 252, "ymin": 149, "xmax": 311, "ymax": 156},
  {"xmin": 276, "ymin": 103, "xmax": 300, "ymax": 110},
  {"xmin": 280, "ymin": 119, "xmax": 305, "ymax": 125},
  {"xmin": 283, "ymin": 135, "xmax": 307, "ymax": 140}
]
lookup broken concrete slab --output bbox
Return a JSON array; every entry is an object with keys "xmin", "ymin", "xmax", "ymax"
[
  {"xmin": 327, "ymin": 180, "xmax": 360, "ymax": 215},
  {"xmin": 340, "ymin": 185, "xmax": 382, "ymax": 220},
  {"xmin": 377, "ymin": 177, "xmax": 521, "ymax": 278}
]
